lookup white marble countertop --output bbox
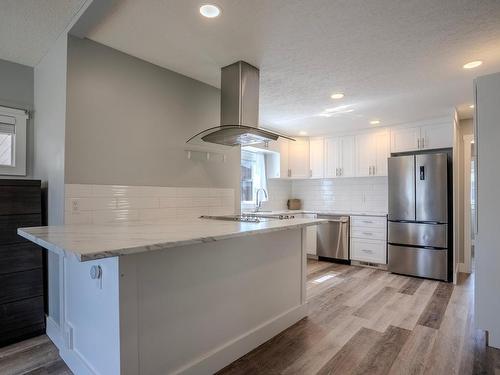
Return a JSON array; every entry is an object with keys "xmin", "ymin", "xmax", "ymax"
[{"xmin": 18, "ymin": 217, "xmax": 327, "ymax": 262}]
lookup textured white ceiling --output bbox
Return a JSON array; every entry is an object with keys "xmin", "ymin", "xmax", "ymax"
[
  {"xmin": 88, "ymin": 0, "xmax": 500, "ymax": 135},
  {"xmin": 0, "ymin": 0, "xmax": 87, "ymax": 66}
]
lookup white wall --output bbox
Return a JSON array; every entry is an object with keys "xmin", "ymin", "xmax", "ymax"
[
  {"xmin": 33, "ymin": 33, "xmax": 69, "ymax": 327},
  {"xmin": 475, "ymin": 72, "xmax": 500, "ymax": 348}
]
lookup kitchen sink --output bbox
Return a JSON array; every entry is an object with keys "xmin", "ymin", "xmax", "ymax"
[{"xmin": 200, "ymin": 213, "xmax": 296, "ymax": 223}]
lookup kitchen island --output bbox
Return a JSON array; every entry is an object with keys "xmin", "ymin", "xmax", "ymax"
[{"xmin": 18, "ymin": 217, "xmax": 325, "ymax": 375}]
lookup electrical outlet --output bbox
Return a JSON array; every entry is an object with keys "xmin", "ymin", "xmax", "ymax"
[{"xmin": 71, "ymin": 199, "xmax": 80, "ymax": 213}]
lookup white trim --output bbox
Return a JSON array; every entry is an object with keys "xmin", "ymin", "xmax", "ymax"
[
  {"xmin": 46, "ymin": 315, "xmax": 64, "ymax": 350},
  {"xmin": 463, "ymin": 134, "xmax": 474, "ymax": 274},
  {"xmin": 0, "ymin": 105, "xmax": 27, "ymax": 176},
  {"xmin": 171, "ymin": 304, "xmax": 307, "ymax": 375}
]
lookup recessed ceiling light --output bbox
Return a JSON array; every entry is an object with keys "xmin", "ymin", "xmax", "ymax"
[
  {"xmin": 370, "ymin": 120, "xmax": 380, "ymax": 125},
  {"xmin": 331, "ymin": 93, "xmax": 345, "ymax": 99},
  {"xmin": 199, "ymin": 4, "xmax": 221, "ymax": 18},
  {"xmin": 463, "ymin": 60, "xmax": 482, "ymax": 69},
  {"xmin": 469, "ymin": 104, "xmax": 475, "ymax": 109},
  {"xmin": 299, "ymin": 131, "xmax": 308, "ymax": 136}
]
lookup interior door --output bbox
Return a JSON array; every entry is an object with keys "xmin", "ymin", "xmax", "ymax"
[
  {"xmin": 388, "ymin": 155, "xmax": 415, "ymax": 221},
  {"xmin": 415, "ymin": 153, "xmax": 448, "ymax": 223}
]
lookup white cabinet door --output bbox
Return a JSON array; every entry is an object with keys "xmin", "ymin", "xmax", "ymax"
[
  {"xmin": 306, "ymin": 225, "xmax": 317, "ymax": 255},
  {"xmin": 288, "ymin": 137, "xmax": 310, "ymax": 178},
  {"xmin": 420, "ymin": 123, "xmax": 453, "ymax": 150},
  {"xmin": 325, "ymin": 137, "xmax": 341, "ymax": 178},
  {"xmin": 340, "ymin": 136, "xmax": 356, "ymax": 177},
  {"xmin": 355, "ymin": 133, "xmax": 375, "ymax": 177},
  {"xmin": 309, "ymin": 137, "xmax": 324, "ymax": 178},
  {"xmin": 390, "ymin": 126, "xmax": 420, "ymax": 153},
  {"xmin": 374, "ymin": 130, "xmax": 389, "ymax": 176},
  {"xmin": 278, "ymin": 138, "xmax": 289, "ymax": 178}
]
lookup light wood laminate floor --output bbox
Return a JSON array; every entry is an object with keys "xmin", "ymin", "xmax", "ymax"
[{"xmin": 1, "ymin": 260, "xmax": 499, "ymax": 374}]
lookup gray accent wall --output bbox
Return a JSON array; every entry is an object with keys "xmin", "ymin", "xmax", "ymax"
[
  {"xmin": 65, "ymin": 36, "xmax": 240, "ymax": 208},
  {"xmin": 0, "ymin": 58, "xmax": 34, "ymax": 178}
]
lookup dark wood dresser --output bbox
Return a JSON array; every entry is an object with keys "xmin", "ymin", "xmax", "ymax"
[{"xmin": 0, "ymin": 179, "xmax": 45, "ymax": 347}]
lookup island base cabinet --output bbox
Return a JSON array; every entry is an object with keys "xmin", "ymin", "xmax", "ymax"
[{"xmin": 53, "ymin": 228, "xmax": 309, "ymax": 375}]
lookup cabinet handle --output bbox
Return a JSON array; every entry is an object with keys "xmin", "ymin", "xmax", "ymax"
[
  {"xmin": 373, "ymin": 165, "xmax": 376, "ymax": 175},
  {"xmin": 361, "ymin": 249, "xmax": 373, "ymax": 254},
  {"xmin": 421, "ymin": 137, "xmax": 425, "ymax": 148},
  {"xmin": 362, "ymin": 232, "xmax": 373, "ymax": 236},
  {"xmin": 369, "ymin": 166, "xmax": 372, "ymax": 175},
  {"xmin": 335, "ymin": 168, "xmax": 339, "ymax": 176},
  {"xmin": 309, "ymin": 169, "xmax": 312, "ymax": 178},
  {"xmin": 363, "ymin": 220, "xmax": 373, "ymax": 224},
  {"xmin": 288, "ymin": 169, "xmax": 291, "ymax": 178}
]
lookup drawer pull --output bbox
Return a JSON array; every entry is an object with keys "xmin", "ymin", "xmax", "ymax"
[
  {"xmin": 362, "ymin": 220, "xmax": 373, "ymax": 224},
  {"xmin": 361, "ymin": 249, "xmax": 374, "ymax": 253},
  {"xmin": 362, "ymin": 232, "xmax": 373, "ymax": 236}
]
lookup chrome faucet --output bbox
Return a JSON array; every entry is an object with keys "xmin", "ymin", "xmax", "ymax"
[{"xmin": 255, "ymin": 188, "xmax": 268, "ymax": 212}]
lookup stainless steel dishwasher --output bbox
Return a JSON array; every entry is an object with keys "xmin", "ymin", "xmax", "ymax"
[{"xmin": 316, "ymin": 215, "xmax": 350, "ymax": 263}]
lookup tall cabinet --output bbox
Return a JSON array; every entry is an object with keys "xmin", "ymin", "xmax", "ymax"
[{"xmin": 0, "ymin": 180, "xmax": 44, "ymax": 347}]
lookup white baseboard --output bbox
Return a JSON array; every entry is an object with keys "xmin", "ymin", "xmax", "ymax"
[
  {"xmin": 172, "ymin": 304, "xmax": 308, "ymax": 375},
  {"xmin": 46, "ymin": 316, "xmax": 63, "ymax": 350},
  {"xmin": 458, "ymin": 263, "xmax": 472, "ymax": 273}
]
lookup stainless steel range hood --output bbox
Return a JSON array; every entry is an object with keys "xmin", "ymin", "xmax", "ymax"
[{"xmin": 187, "ymin": 61, "xmax": 294, "ymax": 147}]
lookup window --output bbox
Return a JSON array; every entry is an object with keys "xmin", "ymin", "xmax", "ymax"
[
  {"xmin": 0, "ymin": 106, "xmax": 28, "ymax": 176},
  {"xmin": 241, "ymin": 150, "xmax": 268, "ymax": 204}
]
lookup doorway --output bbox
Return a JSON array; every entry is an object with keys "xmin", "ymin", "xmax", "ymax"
[{"xmin": 463, "ymin": 134, "xmax": 474, "ymax": 273}]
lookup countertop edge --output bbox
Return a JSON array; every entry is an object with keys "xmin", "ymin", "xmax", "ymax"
[{"xmin": 18, "ymin": 219, "xmax": 327, "ymax": 262}]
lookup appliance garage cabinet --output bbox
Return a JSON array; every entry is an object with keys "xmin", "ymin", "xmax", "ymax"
[{"xmin": 0, "ymin": 179, "xmax": 44, "ymax": 347}]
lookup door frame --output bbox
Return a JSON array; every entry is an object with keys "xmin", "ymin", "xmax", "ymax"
[{"xmin": 462, "ymin": 134, "xmax": 474, "ymax": 273}]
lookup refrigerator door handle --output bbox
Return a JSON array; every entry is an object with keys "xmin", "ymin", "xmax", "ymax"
[{"xmin": 419, "ymin": 166, "xmax": 425, "ymax": 180}]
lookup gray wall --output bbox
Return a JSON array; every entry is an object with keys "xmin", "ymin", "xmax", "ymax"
[
  {"xmin": 65, "ymin": 37, "xmax": 240, "ymax": 207},
  {"xmin": 0, "ymin": 58, "xmax": 34, "ymax": 178}
]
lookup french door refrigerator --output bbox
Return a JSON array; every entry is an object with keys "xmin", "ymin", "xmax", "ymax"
[{"xmin": 388, "ymin": 152, "xmax": 451, "ymax": 281}]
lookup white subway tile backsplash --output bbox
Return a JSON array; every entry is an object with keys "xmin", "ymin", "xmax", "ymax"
[
  {"xmin": 290, "ymin": 177, "xmax": 388, "ymax": 214},
  {"xmin": 116, "ymin": 197, "xmax": 160, "ymax": 210},
  {"xmin": 64, "ymin": 184, "xmax": 235, "ymax": 224}
]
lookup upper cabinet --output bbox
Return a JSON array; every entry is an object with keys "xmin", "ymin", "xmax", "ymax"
[
  {"xmin": 420, "ymin": 123, "xmax": 453, "ymax": 150},
  {"xmin": 390, "ymin": 122, "xmax": 453, "ymax": 153},
  {"xmin": 325, "ymin": 136, "xmax": 355, "ymax": 178},
  {"xmin": 266, "ymin": 138, "xmax": 289, "ymax": 179},
  {"xmin": 309, "ymin": 137, "xmax": 324, "ymax": 178},
  {"xmin": 263, "ymin": 117, "xmax": 453, "ymax": 181},
  {"xmin": 356, "ymin": 130, "xmax": 389, "ymax": 177},
  {"xmin": 288, "ymin": 137, "xmax": 310, "ymax": 178}
]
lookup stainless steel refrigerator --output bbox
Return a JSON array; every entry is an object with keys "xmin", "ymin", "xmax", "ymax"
[{"xmin": 388, "ymin": 152, "xmax": 452, "ymax": 281}]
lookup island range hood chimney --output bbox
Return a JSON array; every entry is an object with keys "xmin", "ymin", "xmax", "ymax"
[{"xmin": 187, "ymin": 61, "xmax": 294, "ymax": 147}]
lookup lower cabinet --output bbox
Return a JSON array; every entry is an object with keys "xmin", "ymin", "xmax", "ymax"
[{"xmin": 350, "ymin": 215, "xmax": 387, "ymax": 264}]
